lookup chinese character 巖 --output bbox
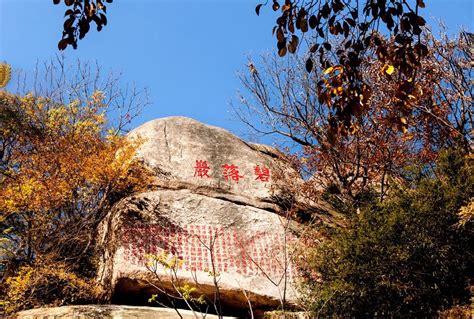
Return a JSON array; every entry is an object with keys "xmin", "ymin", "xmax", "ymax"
[{"xmin": 194, "ymin": 160, "xmax": 210, "ymax": 178}]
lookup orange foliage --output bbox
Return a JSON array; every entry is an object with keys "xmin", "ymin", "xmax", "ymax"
[
  {"xmin": 0, "ymin": 90, "xmax": 153, "ymax": 312},
  {"xmin": 0, "ymin": 91, "xmax": 150, "ymax": 214}
]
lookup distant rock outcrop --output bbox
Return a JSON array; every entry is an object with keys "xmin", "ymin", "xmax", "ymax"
[{"xmin": 96, "ymin": 117, "xmax": 323, "ymax": 316}]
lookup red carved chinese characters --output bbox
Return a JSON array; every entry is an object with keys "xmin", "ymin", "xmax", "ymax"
[
  {"xmin": 254, "ymin": 165, "xmax": 270, "ymax": 182},
  {"xmin": 222, "ymin": 164, "xmax": 243, "ymax": 182},
  {"xmin": 122, "ymin": 223, "xmax": 295, "ymax": 280},
  {"xmin": 194, "ymin": 161, "xmax": 270, "ymax": 183},
  {"xmin": 194, "ymin": 160, "xmax": 210, "ymax": 178}
]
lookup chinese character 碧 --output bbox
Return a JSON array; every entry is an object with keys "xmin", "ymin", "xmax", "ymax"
[{"xmin": 254, "ymin": 165, "xmax": 270, "ymax": 182}]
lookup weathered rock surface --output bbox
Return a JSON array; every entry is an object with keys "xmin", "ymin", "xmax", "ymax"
[
  {"xmin": 97, "ymin": 117, "xmax": 315, "ymax": 317},
  {"xmin": 127, "ymin": 117, "xmax": 297, "ymax": 211}
]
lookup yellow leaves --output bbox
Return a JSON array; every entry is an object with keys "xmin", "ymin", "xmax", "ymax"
[
  {"xmin": 66, "ymin": 99, "xmax": 80, "ymax": 118},
  {"xmin": 106, "ymin": 127, "xmax": 119, "ymax": 139},
  {"xmin": 324, "ymin": 65, "xmax": 344, "ymax": 75},
  {"xmin": 324, "ymin": 66, "xmax": 335, "ymax": 75},
  {"xmin": 0, "ymin": 91, "xmax": 152, "ymax": 216},
  {"xmin": 349, "ymin": 122, "xmax": 360, "ymax": 134},
  {"xmin": 46, "ymin": 106, "xmax": 69, "ymax": 130},
  {"xmin": 1, "ymin": 266, "xmax": 34, "ymax": 313},
  {"xmin": 96, "ymin": 113, "xmax": 106, "ymax": 124},
  {"xmin": 0, "ymin": 177, "xmax": 43, "ymax": 213},
  {"xmin": 402, "ymin": 133, "xmax": 415, "ymax": 141},
  {"xmin": 148, "ymin": 294, "xmax": 158, "ymax": 304},
  {"xmin": 90, "ymin": 90, "xmax": 105, "ymax": 106},
  {"xmin": 0, "ymin": 91, "xmax": 151, "ymax": 313},
  {"xmin": 18, "ymin": 93, "xmax": 33, "ymax": 104},
  {"xmin": 386, "ymin": 65, "xmax": 395, "ymax": 75},
  {"xmin": 1, "ymin": 263, "xmax": 104, "ymax": 314},
  {"xmin": 147, "ymin": 251, "xmax": 184, "ymax": 270},
  {"xmin": 6, "ymin": 90, "xmax": 109, "ymax": 138},
  {"xmin": 206, "ymin": 269, "xmax": 221, "ymax": 278},
  {"xmin": 16, "ymin": 178, "xmax": 41, "ymax": 202},
  {"xmin": 0, "ymin": 63, "xmax": 11, "ymax": 88},
  {"xmin": 458, "ymin": 199, "xmax": 473, "ymax": 227},
  {"xmin": 332, "ymin": 86, "xmax": 344, "ymax": 96},
  {"xmin": 398, "ymin": 117, "xmax": 409, "ymax": 133},
  {"xmin": 45, "ymin": 98, "xmax": 106, "ymax": 136},
  {"xmin": 178, "ymin": 284, "xmax": 206, "ymax": 304},
  {"xmin": 383, "ymin": 64, "xmax": 395, "ymax": 75},
  {"xmin": 80, "ymin": 136, "xmax": 149, "ymax": 194},
  {"xmin": 73, "ymin": 117, "xmax": 103, "ymax": 134}
]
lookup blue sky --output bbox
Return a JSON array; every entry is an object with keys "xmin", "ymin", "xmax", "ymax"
[{"xmin": 0, "ymin": 0, "xmax": 473, "ymax": 141}]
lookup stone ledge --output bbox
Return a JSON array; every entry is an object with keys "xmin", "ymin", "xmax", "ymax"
[{"xmin": 16, "ymin": 305, "xmax": 238, "ymax": 319}]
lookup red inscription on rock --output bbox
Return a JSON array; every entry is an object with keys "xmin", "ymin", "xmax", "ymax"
[
  {"xmin": 254, "ymin": 165, "xmax": 270, "ymax": 182},
  {"xmin": 222, "ymin": 164, "xmax": 244, "ymax": 182},
  {"xmin": 122, "ymin": 224, "xmax": 293, "ymax": 280},
  {"xmin": 194, "ymin": 160, "xmax": 211, "ymax": 178}
]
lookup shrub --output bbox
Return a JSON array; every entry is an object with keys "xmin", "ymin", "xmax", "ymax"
[{"xmin": 300, "ymin": 147, "xmax": 473, "ymax": 317}]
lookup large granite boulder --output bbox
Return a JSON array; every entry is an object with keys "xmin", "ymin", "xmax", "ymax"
[{"xmin": 96, "ymin": 117, "xmax": 320, "ymax": 317}]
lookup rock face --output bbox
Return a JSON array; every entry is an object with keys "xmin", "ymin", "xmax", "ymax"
[
  {"xmin": 97, "ymin": 117, "xmax": 307, "ymax": 317},
  {"xmin": 127, "ymin": 116, "xmax": 296, "ymax": 211}
]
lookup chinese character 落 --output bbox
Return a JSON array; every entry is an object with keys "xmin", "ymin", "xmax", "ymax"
[{"xmin": 222, "ymin": 164, "xmax": 243, "ymax": 182}]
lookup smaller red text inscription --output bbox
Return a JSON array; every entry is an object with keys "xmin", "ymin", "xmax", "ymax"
[
  {"xmin": 193, "ymin": 160, "xmax": 271, "ymax": 183},
  {"xmin": 122, "ymin": 224, "xmax": 292, "ymax": 279}
]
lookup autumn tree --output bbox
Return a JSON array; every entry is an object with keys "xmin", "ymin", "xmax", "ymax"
[
  {"xmin": 0, "ymin": 60, "xmax": 153, "ymax": 313},
  {"xmin": 236, "ymin": 30, "xmax": 472, "ymax": 316},
  {"xmin": 236, "ymin": 31, "xmax": 472, "ymax": 204},
  {"xmin": 256, "ymin": 0, "xmax": 432, "ymax": 139}
]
